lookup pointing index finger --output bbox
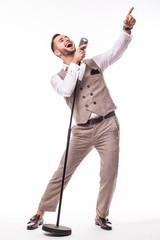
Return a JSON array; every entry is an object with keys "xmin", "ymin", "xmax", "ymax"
[{"xmin": 127, "ymin": 7, "xmax": 134, "ymax": 17}]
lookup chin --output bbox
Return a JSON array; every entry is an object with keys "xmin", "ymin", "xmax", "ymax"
[{"xmin": 68, "ymin": 49, "xmax": 76, "ymax": 55}]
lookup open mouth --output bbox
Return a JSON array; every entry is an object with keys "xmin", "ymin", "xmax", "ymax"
[{"xmin": 65, "ymin": 41, "xmax": 73, "ymax": 48}]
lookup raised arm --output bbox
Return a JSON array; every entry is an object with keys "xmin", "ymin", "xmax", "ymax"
[{"xmin": 93, "ymin": 7, "xmax": 136, "ymax": 72}]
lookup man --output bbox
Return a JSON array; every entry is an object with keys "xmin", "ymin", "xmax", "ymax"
[{"xmin": 27, "ymin": 7, "xmax": 136, "ymax": 231}]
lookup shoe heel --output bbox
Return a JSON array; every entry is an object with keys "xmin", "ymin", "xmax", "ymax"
[{"xmin": 39, "ymin": 220, "xmax": 44, "ymax": 226}]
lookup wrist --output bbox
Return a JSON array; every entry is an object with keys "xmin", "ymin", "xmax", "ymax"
[
  {"xmin": 72, "ymin": 59, "xmax": 80, "ymax": 65},
  {"xmin": 123, "ymin": 25, "xmax": 133, "ymax": 35},
  {"xmin": 123, "ymin": 25, "xmax": 133, "ymax": 31}
]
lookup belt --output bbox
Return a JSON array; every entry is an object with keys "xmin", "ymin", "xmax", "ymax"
[{"xmin": 78, "ymin": 111, "xmax": 115, "ymax": 126}]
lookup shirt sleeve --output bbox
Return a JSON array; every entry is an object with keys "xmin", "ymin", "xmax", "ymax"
[
  {"xmin": 92, "ymin": 30, "xmax": 133, "ymax": 72},
  {"xmin": 50, "ymin": 62, "xmax": 80, "ymax": 97}
]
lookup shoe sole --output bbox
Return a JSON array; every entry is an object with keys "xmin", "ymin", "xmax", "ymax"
[{"xmin": 95, "ymin": 220, "xmax": 112, "ymax": 231}]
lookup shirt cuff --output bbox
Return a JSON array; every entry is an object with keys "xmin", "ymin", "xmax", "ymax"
[
  {"xmin": 68, "ymin": 62, "xmax": 80, "ymax": 73},
  {"xmin": 121, "ymin": 30, "xmax": 133, "ymax": 39}
]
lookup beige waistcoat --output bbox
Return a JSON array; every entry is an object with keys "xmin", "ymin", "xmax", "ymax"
[{"xmin": 58, "ymin": 58, "xmax": 117, "ymax": 124}]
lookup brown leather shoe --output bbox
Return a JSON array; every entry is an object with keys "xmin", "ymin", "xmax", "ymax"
[
  {"xmin": 95, "ymin": 216, "xmax": 112, "ymax": 230},
  {"xmin": 27, "ymin": 214, "xmax": 44, "ymax": 230}
]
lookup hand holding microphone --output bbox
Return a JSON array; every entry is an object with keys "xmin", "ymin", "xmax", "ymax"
[{"xmin": 72, "ymin": 37, "xmax": 88, "ymax": 65}]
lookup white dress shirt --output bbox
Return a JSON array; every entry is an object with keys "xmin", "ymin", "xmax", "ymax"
[{"xmin": 51, "ymin": 30, "xmax": 132, "ymax": 119}]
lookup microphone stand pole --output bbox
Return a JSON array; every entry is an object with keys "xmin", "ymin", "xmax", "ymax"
[{"xmin": 42, "ymin": 80, "xmax": 78, "ymax": 236}]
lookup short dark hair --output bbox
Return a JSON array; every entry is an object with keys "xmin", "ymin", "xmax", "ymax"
[{"xmin": 51, "ymin": 33, "xmax": 60, "ymax": 53}]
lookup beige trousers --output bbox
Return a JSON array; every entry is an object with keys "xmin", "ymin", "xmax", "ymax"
[{"xmin": 38, "ymin": 115, "xmax": 120, "ymax": 218}]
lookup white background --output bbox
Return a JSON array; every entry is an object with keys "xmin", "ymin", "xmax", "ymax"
[{"xmin": 0, "ymin": 0, "xmax": 160, "ymax": 239}]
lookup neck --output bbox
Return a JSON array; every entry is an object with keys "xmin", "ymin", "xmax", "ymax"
[{"xmin": 62, "ymin": 55, "xmax": 74, "ymax": 66}]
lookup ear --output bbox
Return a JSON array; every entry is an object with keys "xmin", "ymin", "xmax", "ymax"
[{"xmin": 54, "ymin": 50, "xmax": 61, "ymax": 57}]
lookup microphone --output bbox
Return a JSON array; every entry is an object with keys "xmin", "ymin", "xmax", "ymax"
[
  {"xmin": 79, "ymin": 37, "xmax": 88, "ymax": 49},
  {"xmin": 77, "ymin": 37, "xmax": 88, "ymax": 75}
]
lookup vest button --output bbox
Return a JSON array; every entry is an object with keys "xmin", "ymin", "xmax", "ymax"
[
  {"xmin": 90, "ymin": 93, "xmax": 93, "ymax": 96},
  {"xmin": 82, "ymin": 96, "xmax": 86, "ymax": 99},
  {"xmin": 93, "ymin": 101, "xmax": 96, "ymax": 104},
  {"xmin": 80, "ymin": 87, "xmax": 83, "ymax": 91},
  {"xmin": 87, "ymin": 85, "xmax": 90, "ymax": 88},
  {"xmin": 85, "ymin": 104, "xmax": 89, "ymax": 108}
]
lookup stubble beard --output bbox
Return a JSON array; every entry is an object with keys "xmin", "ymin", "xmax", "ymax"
[{"xmin": 60, "ymin": 48, "xmax": 76, "ymax": 57}]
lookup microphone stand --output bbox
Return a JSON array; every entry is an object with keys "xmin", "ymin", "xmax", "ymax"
[
  {"xmin": 42, "ymin": 37, "xmax": 87, "ymax": 237},
  {"xmin": 42, "ymin": 80, "xmax": 78, "ymax": 236}
]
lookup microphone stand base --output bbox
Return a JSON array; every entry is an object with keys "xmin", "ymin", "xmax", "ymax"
[{"xmin": 42, "ymin": 224, "xmax": 72, "ymax": 236}]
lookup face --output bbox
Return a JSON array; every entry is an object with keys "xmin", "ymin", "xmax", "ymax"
[{"xmin": 54, "ymin": 35, "xmax": 76, "ymax": 57}]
